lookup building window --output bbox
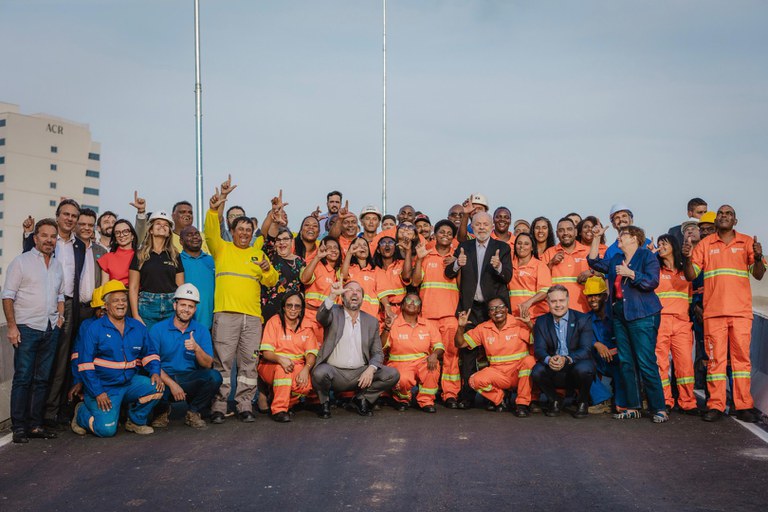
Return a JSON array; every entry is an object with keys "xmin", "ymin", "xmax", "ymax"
[
  {"xmin": 83, "ymin": 187, "xmax": 99, "ymax": 196},
  {"xmin": 0, "ymin": 119, "xmax": 5, "ymax": 127},
  {"xmin": 0, "ymin": 156, "xmax": 4, "ymax": 164},
  {"xmin": 85, "ymin": 170, "xmax": 100, "ymax": 178},
  {"xmin": 0, "ymin": 193, "xmax": 4, "ymax": 200},
  {"xmin": 82, "ymin": 204, "xmax": 100, "ymax": 214},
  {"xmin": 50, "ymin": 164, "xmax": 57, "ymax": 171},
  {"xmin": 49, "ymin": 200, "xmax": 56, "ymax": 207},
  {"xmin": 50, "ymin": 182, "xmax": 56, "ymax": 189},
  {"xmin": 51, "ymin": 146, "xmax": 58, "ymax": 153},
  {"xmin": 0, "ymin": 212, "xmax": 3, "ymax": 219},
  {"xmin": 0, "ymin": 175, "xmax": 3, "ymax": 182},
  {"xmin": 88, "ymin": 152, "xmax": 100, "ymax": 161},
  {"xmin": 0, "ymin": 139, "xmax": 5, "ymax": 146},
  {"xmin": 0, "ymin": 230, "xmax": 3, "ymax": 237}
]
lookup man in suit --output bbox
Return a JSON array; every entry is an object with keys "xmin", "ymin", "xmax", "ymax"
[
  {"xmin": 532, "ymin": 285, "xmax": 596, "ymax": 418},
  {"xmin": 311, "ymin": 281, "xmax": 399, "ymax": 419},
  {"xmin": 445, "ymin": 211, "xmax": 513, "ymax": 408},
  {"xmin": 23, "ymin": 199, "xmax": 87, "ymax": 427}
]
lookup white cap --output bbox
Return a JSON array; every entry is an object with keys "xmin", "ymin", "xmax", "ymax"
[
  {"xmin": 609, "ymin": 203, "xmax": 633, "ymax": 220},
  {"xmin": 149, "ymin": 210, "xmax": 175, "ymax": 230},
  {"xmin": 359, "ymin": 205, "xmax": 382, "ymax": 219},
  {"xmin": 174, "ymin": 283, "xmax": 200, "ymax": 303},
  {"xmin": 680, "ymin": 217, "xmax": 699, "ymax": 234},
  {"xmin": 470, "ymin": 193, "xmax": 488, "ymax": 208}
]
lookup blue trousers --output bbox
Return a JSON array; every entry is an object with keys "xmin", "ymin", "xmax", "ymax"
[
  {"xmin": 11, "ymin": 324, "xmax": 59, "ymax": 432},
  {"xmin": 612, "ymin": 302, "xmax": 665, "ymax": 413},
  {"xmin": 590, "ymin": 355, "xmax": 627, "ymax": 408},
  {"xmin": 160, "ymin": 369, "xmax": 222, "ymax": 413},
  {"xmin": 76, "ymin": 374, "xmax": 161, "ymax": 437},
  {"xmin": 138, "ymin": 291, "xmax": 175, "ymax": 332}
]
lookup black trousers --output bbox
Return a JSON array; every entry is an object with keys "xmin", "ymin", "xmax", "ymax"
[
  {"xmin": 532, "ymin": 359, "xmax": 595, "ymax": 405},
  {"xmin": 459, "ymin": 300, "xmax": 490, "ymax": 402}
]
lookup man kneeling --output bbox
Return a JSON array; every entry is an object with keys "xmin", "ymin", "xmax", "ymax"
[
  {"xmin": 455, "ymin": 297, "xmax": 535, "ymax": 417},
  {"xmin": 150, "ymin": 283, "xmax": 222, "ymax": 429},
  {"xmin": 72, "ymin": 281, "xmax": 164, "ymax": 436}
]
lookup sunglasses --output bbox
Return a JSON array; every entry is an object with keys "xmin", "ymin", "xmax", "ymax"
[
  {"xmin": 284, "ymin": 303, "xmax": 302, "ymax": 310},
  {"xmin": 488, "ymin": 305, "xmax": 507, "ymax": 312},
  {"xmin": 404, "ymin": 297, "xmax": 421, "ymax": 306},
  {"xmin": 379, "ymin": 240, "xmax": 395, "ymax": 247}
]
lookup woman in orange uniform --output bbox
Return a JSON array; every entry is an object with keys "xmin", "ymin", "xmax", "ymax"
[
  {"xmin": 508, "ymin": 232, "xmax": 552, "ymax": 321},
  {"xmin": 299, "ymin": 237, "xmax": 341, "ymax": 344},
  {"xmin": 375, "ymin": 224, "xmax": 415, "ymax": 321},
  {"xmin": 340, "ymin": 237, "xmax": 380, "ymax": 317}
]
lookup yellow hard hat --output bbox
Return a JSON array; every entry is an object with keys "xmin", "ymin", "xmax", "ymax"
[
  {"xmin": 90, "ymin": 285, "xmax": 106, "ymax": 309},
  {"xmin": 699, "ymin": 211, "xmax": 716, "ymax": 225},
  {"xmin": 583, "ymin": 276, "xmax": 608, "ymax": 296},
  {"xmin": 101, "ymin": 279, "xmax": 128, "ymax": 299}
]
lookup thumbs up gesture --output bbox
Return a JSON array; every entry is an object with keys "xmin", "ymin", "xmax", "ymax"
[
  {"xmin": 490, "ymin": 248, "xmax": 501, "ymax": 271},
  {"xmin": 754, "ymin": 236, "xmax": 763, "ymax": 260},
  {"xmin": 257, "ymin": 253, "xmax": 271, "ymax": 271},
  {"xmin": 22, "ymin": 215, "xmax": 35, "ymax": 235},
  {"xmin": 184, "ymin": 332, "xmax": 198, "ymax": 351},
  {"xmin": 682, "ymin": 236, "xmax": 693, "ymax": 258},
  {"xmin": 457, "ymin": 247, "xmax": 467, "ymax": 267}
]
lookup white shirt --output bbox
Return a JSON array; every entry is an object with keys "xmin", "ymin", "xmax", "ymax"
[
  {"xmin": 79, "ymin": 242, "xmax": 95, "ymax": 303},
  {"xmin": 1, "ymin": 248, "xmax": 65, "ymax": 331},
  {"xmin": 55, "ymin": 232, "xmax": 76, "ymax": 298},
  {"xmin": 324, "ymin": 298, "xmax": 366, "ymax": 369},
  {"xmin": 474, "ymin": 239, "xmax": 488, "ymax": 302}
]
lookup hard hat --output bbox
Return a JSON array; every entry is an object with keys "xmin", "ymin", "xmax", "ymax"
[
  {"xmin": 359, "ymin": 205, "xmax": 382, "ymax": 219},
  {"xmin": 90, "ymin": 285, "xmax": 106, "ymax": 309},
  {"xmin": 470, "ymin": 193, "xmax": 488, "ymax": 208},
  {"xmin": 609, "ymin": 203, "xmax": 633, "ymax": 220},
  {"xmin": 680, "ymin": 217, "xmax": 699, "ymax": 234},
  {"xmin": 583, "ymin": 276, "xmax": 608, "ymax": 296},
  {"xmin": 149, "ymin": 210, "xmax": 175, "ymax": 230},
  {"xmin": 699, "ymin": 211, "xmax": 716, "ymax": 225},
  {"xmin": 101, "ymin": 280, "xmax": 128, "ymax": 299},
  {"xmin": 174, "ymin": 283, "xmax": 201, "ymax": 303}
]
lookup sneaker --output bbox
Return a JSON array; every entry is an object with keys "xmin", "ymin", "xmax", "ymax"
[
  {"xmin": 71, "ymin": 403, "xmax": 87, "ymax": 436},
  {"xmin": 151, "ymin": 410, "xmax": 170, "ymax": 428},
  {"xmin": 125, "ymin": 419, "xmax": 154, "ymax": 435},
  {"xmin": 185, "ymin": 411, "xmax": 208, "ymax": 429}
]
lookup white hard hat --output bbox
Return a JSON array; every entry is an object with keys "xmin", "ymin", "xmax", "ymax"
[
  {"xmin": 470, "ymin": 193, "xmax": 488, "ymax": 208},
  {"xmin": 174, "ymin": 283, "xmax": 200, "ymax": 303},
  {"xmin": 360, "ymin": 205, "xmax": 382, "ymax": 219},
  {"xmin": 680, "ymin": 217, "xmax": 699, "ymax": 234},
  {"xmin": 609, "ymin": 203, "xmax": 633, "ymax": 220},
  {"xmin": 149, "ymin": 210, "xmax": 175, "ymax": 230}
]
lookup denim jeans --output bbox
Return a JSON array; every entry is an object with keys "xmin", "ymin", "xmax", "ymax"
[
  {"xmin": 612, "ymin": 302, "xmax": 665, "ymax": 413},
  {"xmin": 160, "ymin": 369, "xmax": 223, "ymax": 413},
  {"xmin": 11, "ymin": 324, "xmax": 60, "ymax": 432},
  {"xmin": 138, "ymin": 291, "xmax": 175, "ymax": 332}
]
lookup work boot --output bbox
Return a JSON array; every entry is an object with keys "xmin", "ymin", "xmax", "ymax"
[
  {"xmin": 125, "ymin": 419, "xmax": 154, "ymax": 435},
  {"xmin": 151, "ymin": 410, "xmax": 170, "ymax": 428},
  {"xmin": 71, "ymin": 403, "xmax": 86, "ymax": 436},
  {"xmin": 185, "ymin": 411, "xmax": 208, "ymax": 429}
]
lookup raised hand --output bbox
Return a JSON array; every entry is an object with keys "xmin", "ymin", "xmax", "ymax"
[
  {"xmin": 415, "ymin": 242, "xmax": 429, "ymax": 259},
  {"xmin": 209, "ymin": 187, "xmax": 226, "ymax": 210},
  {"xmin": 22, "ymin": 215, "xmax": 35, "ymax": 234},
  {"xmin": 592, "ymin": 223, "xmax": 608, "ymax": 238},
  {"xmin": 647, "ymin": 237, "xmax": 657, "ymax": 253},
  {"xmin": 220, "ymin": 174, "xmax": 237, "ymax": 197},
  {"xmin": 311, "ymin": 206, "xmax": 322, "ymax": 219},
  {"xmin": 329, "ymin": 281, "xmax": 345, "ymax": 298},
  {"xmin": 184, "ymin": 332, "xmax": 197, "ymax": 352},
  {"xmin": 681, "ymin": 236, "xmax": 693, "ymax": 258},
  {"xmin": 397, "ymin": 237, "xmax": 412, "ymax": 252},
  {"xmin": 316, "ymin": 240, "xmax": 329, "ymax": 260},
  {"xmin": 457, "ymin": 309, "xmax": 471, "ymax": 327},
  {"xmin": 754, "ymin": 236, "xmax": 763, "ymax": 259},
  {"xmin": 271, "ymin": 189, "xmax": 289, "ymax": 211},
  {"xmin": 130, "ymin": 190, "xmax": 146, "ymax": 214},
  {"xmin": 462, "ymin": 196, "xmax": 476, "ymax": 216},
  {"xmin": 257, "ymin": 254, "xmax": 271, "ymax": 272},
  {"xmin": 457, "ymin": 247, "xmax": 467, "ymax": 267},
  {"xmin": 490, "ymin": 249, "xmax": 501, "ymax": 271},
  {"xmin": 551, "ymin": 251, "xmax": 565, "ymax": 266}
]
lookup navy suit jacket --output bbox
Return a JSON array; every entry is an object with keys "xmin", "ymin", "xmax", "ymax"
[{"xmin": 533, "ymin": 309, "xmax": 594, "ymax": 364}]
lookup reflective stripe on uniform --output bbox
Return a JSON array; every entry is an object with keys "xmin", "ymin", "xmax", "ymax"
[
  {"xmin": 273, "ymin": 378, "xmax": 293, "ymax": 387},
  {"xmin": 215, "ymin": 271, "xmax": 261, "ymax": 282},
  {"xmin": 703, "ymin": 268, "xmax": 749, "ymax": 280},
  {"xmin": 421, "ymin": 282, "xmax": 459, "ymax": 292},
  {"xmin": 388, "ymin": 352, "xmax": 427, "ymax": 362},
  {"xmin": 706, "ymin": 373, "xmax": 727, "ymax": 382},
  {"xmin": 487, "ymin": 351, "xmax": 528, "ymax": 363},
  {"xmin": 94, "ymin": 358, "xmax": 139, "ymax": 370},
  {"xmin": 732, "ymin": 371, "xmax": 751, "ymax": 379},
  {"xmin": 418, "ymin": 385, "xmax": 438, "ymax": 395}
]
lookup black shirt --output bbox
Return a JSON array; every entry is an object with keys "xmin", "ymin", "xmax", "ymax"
[{"xmin": 130, "ymin": 251, "xmax": 184, "ymax": 293}]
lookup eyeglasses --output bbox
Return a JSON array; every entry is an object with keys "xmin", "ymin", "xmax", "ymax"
[
  {"xmin": 404, "ymin": 297, "xmax": 421, "ymax": 306},
  {"xmin": 488, "ymin": 305, "xmax": 507, "ymax": 312},
  {"xmin": 276, "ymin": 237, "xmax": 292, "ymax": 243},
  {"xmin": 114, "ymin": 229, "xmax": 132, "ymax": 237},
  {"xmin": 378, "ymin": 240, "xmax": 395, "ymax": 247},
  {"xmin": 284, "ymin": 303, "xmax": 302, "ymax": 310}
]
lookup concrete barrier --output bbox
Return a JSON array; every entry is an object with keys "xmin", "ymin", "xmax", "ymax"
[{"xmin": 751, "ymin": 311, "xmax": 768, "ymax": 414}]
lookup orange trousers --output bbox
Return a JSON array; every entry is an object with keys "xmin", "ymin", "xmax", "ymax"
[
  {"xmin": 655, "ymin": 314, "xmax": 696, "ymax": 409},
  {"xmin": 704, "ymin": 316, "xmax": 754, "ymax": 411},
  {"xmin": 434, "ymin": 316, "xmax": 460, "ymax": 401},
  {"xmin": 388, "ymin": 359, "xmax": 440, "ymax": 407},
  {"xmin": 468, "ymin": 356, "xmax": 535, "ymax": 406},
  {"xmin": 257, "ymin": 362, "xmax": 314, "ymax": 414}
]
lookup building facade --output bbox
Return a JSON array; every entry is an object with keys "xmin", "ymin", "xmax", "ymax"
[{"xmin": 0, "ymin": 101, "xmax": 101, "ymax": 279}]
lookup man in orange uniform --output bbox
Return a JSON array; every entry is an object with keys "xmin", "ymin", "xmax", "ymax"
[
  {"xmin": 541, "ymin": 217, "xmax": 592, "ymax": 313},
  {"xmin": 455, "ymin": 297, "xmax": 535, "ymax": 417},
  {"xmin": 412, "ymin": 220, "xmax": 461, "ymax": 408},
  {"xmin": 382, "ymin": 293, "xmax": 444, "ymax": 413},
  {"xmin": 683, "ymin": 205, "xmax": 766, "ymax": 423},
  {"xmin": 258, "ymin": 293, "xmax": 319, "ymax": 423}
]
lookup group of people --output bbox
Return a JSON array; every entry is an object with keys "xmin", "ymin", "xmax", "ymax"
[{"xmin": 3, "ymin": 178, "xmax": 765, "ymax": 443}]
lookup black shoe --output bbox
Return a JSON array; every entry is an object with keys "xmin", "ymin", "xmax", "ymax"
[
  {"xmin": 421, "ymin": 405, "xmax": 437, "ymax": 414},
  {"xmin": 457, "ymin": 399, "xmax": 473, "ymax": 410},
  {"xmin": 239, "ymin": 411, "xmax": 256, "ymax": 423},
  {"xmin": 352, "ymin": 396, "xmax": 373, "ymax": 417},
  {"xmin": 513, "ymin": 405, "xmax": 530, "ymax": 418},
  {"xmin": 394, "ymin": 402, "xmax": 409, "ymax": 412},
  {"xmin": 572, "ymin": 402, "xmax": 589, "ymax": 419},
  {"xmin": 702, "ymin": 409, "xmax": 724, "ymax": 422},
  {"xmin": 318, "ymin": 401, "xmax": 332, "ymax": 419},
  {"xmin": 272, "ymin": 412, "xmax": 291, "ymax": 423},
  {"xmin": 210, "ymin": 412, "xmax": 225, "ymax": 424},
  {"xmin": 681, "ymin": 407, "xmax": 700, "ymax": 416},
  {"xmin": 545, "ymin": 400, "xmax": 562, "ymax": 417},
  {"xmin": 736, "ymin": 408, "xmax": 760, "ymax": 423},
  {"xmin": 27, "ymin": 427, "xmax": 58, "ymax": 439},
  {"xmin": 444, "ymin": 398, "xmax": 459, "ymax": 409},
  {"xmin": 490, "ymin": 402, "xmax": 507, "ymax": 413},
  {"xmin": 12, "ymin": 430, "xmax": 28, "ymax": 444},
  {"xmin": 43, "ymin": 418, "xmax": 64, "ymax": 431}
]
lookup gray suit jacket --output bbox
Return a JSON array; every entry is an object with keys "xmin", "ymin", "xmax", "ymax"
[
  {"xmin": 91, "ymin": 242, "xmax": 108, "ymax": 288},
  {"xmin": 315, "ymin": 301, "xmax": 384, "ymax": 369}
]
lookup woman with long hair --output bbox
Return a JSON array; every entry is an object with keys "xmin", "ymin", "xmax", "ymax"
[
  {"xmin": 128, "ymin": 211, "xmax": 184, "ymax": 330},
  {"xmin": 340, "ymin": 237, "xmax": 379, "ymax": 317},
  {"xmin": 508, "ymin": 232, "xmax": 552, "ymax": 320},
  {"xmin": 576, "ymin": 216, "xmax": 607, "ymax": 257},
  {"xmin": 262, "ymin": 226, "xmax": 306, "ymax": 322},
  {"xmin": 300, "ymin": 237, "xmax": 342, "ymax": 343},
  {"xmin": 531, "ymin": 216, "xmax": 555, "ymax": 259},
  {"xmin": 294, "ymin": 215, "xmax": 320, "ymax": 262},
  {"xmin": 98, "ymin": 219, "xmax": 138, "ymax": 285}
]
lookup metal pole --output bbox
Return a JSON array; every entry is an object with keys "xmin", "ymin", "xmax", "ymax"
[
  {"xmin": 194, "ymin": 0, "xmax": 204, "ymax": 229},
  {"xmin": 381, "ymin": 0, "xmax": 387, "ymax": 214}
]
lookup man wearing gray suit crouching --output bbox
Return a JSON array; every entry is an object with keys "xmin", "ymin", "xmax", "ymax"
[{"xmin": 311, "ymin": 281, "xmax": 399, "ymax": 419}]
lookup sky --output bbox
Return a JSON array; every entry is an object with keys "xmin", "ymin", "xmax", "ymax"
[{"xmin": 2, "ymin": 0, "xmax": 768, "ymax": 243}]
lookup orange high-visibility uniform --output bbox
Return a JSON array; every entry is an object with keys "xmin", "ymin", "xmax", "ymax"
[
  {"xmin": 463, "ymin": 318, "xmax": 535, "ymax": 406},
  {"xmin": 257, "ymin": 316, "xmax": 319, "ymax": 414},
  {"xmin": 418, "ymin": 248, "xmax": 461, "ymax": 400},
  {"xmin": 337, "ymin": 235, "xmax": 356, "ymax": 258},
  {"xmin": 508, "ymin": 256, "xmax": 552, "ymax": 319},
  {"xmin": 376, "ymin": 260, "xmax": 408, "ymax": 317},
  {"xmin": 655, "ymin": 266, "xmax": 695, "ymax": 409},
  {"xmin": 541, "ymin": 242, "xmax": 591, "ymax": 313},
  {"xmin": 345, "ymin": 264, "xmax": 380, "ymax": 317},
  {"xmin": 425, "ymin": 238, "xmax": 459, "ymax": 252},
  {"xmin": 304, "ymin": 263, "xmax": 339, "ymax": 344},
  {"xmin": 491, "ymin": 231, "xmax": 516, "ymax": 254},
  {"xmin": 691, "ymin": 231, "xmax": 765, "ymax": 411},
  {"xmin": 385, "ymin": 316, "xmax": 444, "ymax": 407}
]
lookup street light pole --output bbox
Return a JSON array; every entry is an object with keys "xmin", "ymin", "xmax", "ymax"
[{"xmin": 194, "ymin": 0, "xmax": 204, "ymax": 229}]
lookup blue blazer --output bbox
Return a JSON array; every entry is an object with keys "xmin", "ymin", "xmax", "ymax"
[
  {"xmin": 588, "ymin": 246, "xmax": 661, "ymax": 321},
  {"xmin": 533, "ymin": 310, "xmax": 594, "ymax": 364}
]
